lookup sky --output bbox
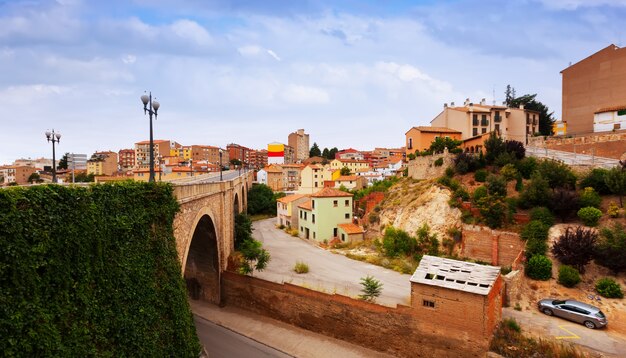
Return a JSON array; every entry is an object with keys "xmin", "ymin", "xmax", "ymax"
[{"xmin": 1, "ymin": 0, "xmax": 626, "ymax": 165}]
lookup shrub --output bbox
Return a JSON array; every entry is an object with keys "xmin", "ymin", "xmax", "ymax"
[
  {"xmin": 434, "ymin": 157, "xmax": 444, "ymax": 167},
  {"xmin": 359, "ymin": 275, "xmax": 384, "ymax": 302},
  {"xmin": 579, "ymin": 168, "xmax": 610, "ymax": 194},
  {"xmin": 529, "ymin": 207, "xmax": 554, "ymax": 227},
  {"xmin": 368, "ymin": 213, "xmax": 379, "ymax": 224},
  {"xmin": 500, "ymin": 164, "xmax": 518, "ymax": 182},
  {"xmin": 485, "ymin": 133, "xmax": 506, "ymax": 164},
  {"xmin": 453, "ymin": 187, "xmax": 470, "ymax": 202},
  {"xmin": 516, "ymin": 156, "xmax": 538, "ymax": 179},
  {"xmin": 558, "ymin": 265, "xmax": 581, "ymax": 288},
  {"xmin": 486, "ymin": 174, "xmax": 507, "ymax": 197},
  {"xmin": 577, "ymin": 207, "xmax": 602, "ymax": 227},
  {"xmin": 579, "ymin": 187, "xmax": 601, "ymax": 209},
  {"xmin": 604, "ymin": 166, "xmax": 626, "ymax": 207},
  {"xmin": 525, "ymin": 255, "xmax": 552, "ymax": 280},
  {"xmin": 437, "ymin": 176, "xmax": 460, "ymax": 191},
  {"xmin": 594, "ymin": 223, "xmax": 626, "ymax": 274},
  {"xmin": 294, "ymin": 261, "xmax": 310, "ymax": 274},
  {"xmin": 472, "ymin": 186, "xmax": 488, "ymax": 203},
  {"xmin": 477, "ymin": 195, "xmax": 507, "ymax": 229},
  {"xmin": 494, "ymin": 151, "xmax": 517, "ymax": 167},
  {"xmin": 444, "ymin": 166, "xmax": 455, "ymax": 178},
  {"xmin": 454, "ymin": 152, "xmax": 483, "ymax": 174},
  {"xmin": 608, "ymin": 202, "xmax": 620, "ymax": 218},
  {"xmin": 515, "ymin": 175, "xmax": 523, "ymax": 192},
  {"xmin": 518, "ymin": 172, "xmax": 551, "ymax": 208},
  {"xmin": 536, "ymin": 159, "xmax": 577, "ymax": 190},
  {"xmin": 521, "ymin": 220, "xmax": 549, "ymax": 241},
  {"xmin": 504, "ymin": 318, "xmax": 521, "ymax": 333},
  {"xmin": 595, "ymin": 278, "xmax": 624, "ymax": 299},
  {"xmin": 549, "ymin": 189, "xmax": 579, "ymax": 221},
  {"xmin": 248, "ymin": 183, "xmax": 279, "ymax": 215},
  {"xmin": 552, "ymin": 226, "xmax": 597, "ymax": 273},
  {"xmin": 525, "ymin": 237, "xmax": 548, "ymax": 260},
  {"xmin": 474, "ymin": 169, "xmax": 488, "ymax": 182},
  {"xmin": 505, "ymin": 140, "xmax": 526, "ymax": 160},
  {"xmin": 382, "ymin": 227, "xmax": 416, "ymax": 257}
]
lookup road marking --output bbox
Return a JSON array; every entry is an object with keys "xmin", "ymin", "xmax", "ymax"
[{"xmin": 555, "ymin": 325, "xmax": 580, "ymax": 340}]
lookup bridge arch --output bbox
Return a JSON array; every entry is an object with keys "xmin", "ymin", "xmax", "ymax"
[
  {"xmin": 183, "ymin": 207, "xmax": 222, "ymax": 304},
  {"xmin": 233, "ymin": 192, "xmax": 240, "ymax": 215}
]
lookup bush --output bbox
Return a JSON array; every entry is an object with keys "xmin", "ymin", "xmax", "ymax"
[
  {"xmin": 359, "ymin": 275, "xmax": 383, "ymax": 302},
  {"xmin": 518, "ymin": 172, "xmax": 551, "ymax": 208},
  {"xmin": 595, "ymin": 278, "xmax": 624, "ymax": 298},
  {"xmin": 382, "ymin": 227, "xmax": 416, "ymax": 257},
  {"xmin": 549, "ymin": 189, "xmax": 579, "ymax": 221},
  {"xmin": 521, "ymin": 220, "xmax": 549, "ymax": 241},
  {"xmin": 579, "ymin": 187, "xmax": 601, "ymax": 209},
  {"xmin": 453, "ymin": 187, "xmax": 470, "ymax": 202},
  {"xmin": 472, "ymin": 186, "xmax": 488, "ymax": 203},
  {"xmin": 579, "ymin": 168, "xmax": 610, "ymax": 194},
  {"xmin": 529, "ymin": 207, "xmax": 554, "ymax": 227},
  {"xmin": 504, "ymin": 318, "xmax": 521, "ymax": 333},
  {"xmin": 577, "ymin": 207, "xmax": 602, "ymax": 226},
  {"xmin": 434, "ymin": 157, "xmax": 444, "ymax": 167},
  {"xmin": 444, "ymin": 166, "xmax": 455, "ymax": 178},
  {"xmin": 604, "ymin": 166, "xmax": 626, "ymax": 207},
  {"xmin": 494, "ymin": 151, "xmax": 517, "ymax": 167},
  {"xmin": 247, "ymin": 184, "xmax": 278, "ymax": 215},
  {"xmin": 558, "ymin": 265, "xmax": 581, "ymax": 288},
  {"xmin": 485, "ymin": 133, "xmax": 506, "ymax": 164},
  {"xmin": 551, "ymin": 226, "xmax": 597, "ymax": 273},
  {"xmin": 486, "ymin": 174, "xmax": 507, "ymax": 197},
  {"xmin": 516, "ymin": 156, "xmax": 538, "ymax": 179},
  {"xmin": 536, "ymin": 159, "xmax": 577, "ymax": 190},
  {"xmin": 515, "ymin": 175, "xmax": 523, "ymax": 192},
  {"xmin": 505, "ymin": 140, "xmax": 526, "ymax": 160},
  {"xmin": 594, "ymin": 223, "xmax": 626, "ymax": 274},
  {"xmin": 500, "ymin": 164, "xmax": 518, "ymax": 182},
  {"xmin": 477, "ymin": 195, "xmax": 507, "ymax": 229},
  {"xmin": 368, "ymin": 213, "xmax": 379, "ymax": 224},
  {"xmin": 608, "ymin": 202, "xmax": 620, "ymax": 218},
  {"xmin": 294, "ymin": 261, "xmax": 310, "ymax": 274},
  {"xmin": 525, "ymin": 255, "xmax": 552, "ymax": 280},
  {"xmin": 454, "ymin": 152, "xmax": 484, "ymax": 174},
  {"xmin": 437, "ymin": 176, "xmax": 460, "ymax": 191},
  {"xmin": 474, "ymin": 169, "xmax": 488, "ymax": 182},
  {"xmin": 525, "ymin": 237, "xmax": 548, "ymax": 260}
]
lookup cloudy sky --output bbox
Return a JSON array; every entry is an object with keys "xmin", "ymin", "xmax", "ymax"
[{"xmin": 1, "ymin": 0, "xmax": 625, "ymax": 164}]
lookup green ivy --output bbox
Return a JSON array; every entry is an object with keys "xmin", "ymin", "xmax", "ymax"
[{"xmin": 0, "ymin": 182, "xmax": 201, "ymax": 357}]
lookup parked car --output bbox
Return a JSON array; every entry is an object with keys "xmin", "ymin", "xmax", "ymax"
[{"xmin": 537, "ymin": 299, "xmax": 607, "ymax": 329}]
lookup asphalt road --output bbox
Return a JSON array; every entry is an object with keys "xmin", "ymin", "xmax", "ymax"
[
  {"xmin": 504, "ymin": 307, "xmax": 626, "ymax": 357},
  {"xmin": 252, "ymin": 218, "xmax": 412, "ymax": 306},
  {"xmin": 194, "ymin": 315, "xmax": 292, "ymax": 358}
]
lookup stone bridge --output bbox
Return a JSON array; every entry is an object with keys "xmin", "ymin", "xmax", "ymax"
[{"xmin": 172, "ymin": 171, "xmax": 254, "ymax": 304}]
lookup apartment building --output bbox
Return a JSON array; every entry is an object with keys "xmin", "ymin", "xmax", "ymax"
[
  {"xmin": 297, "ymin": 188, "xmax": 358, "ymax": 243},
  {"xmin": 329, "ymin": 159, "xmax": 371, "ymax": 173},
  {"xmin": 118, "ymin": 149, "xmax": 135, "ymax": 172},
  {"xmin": 298, "ymin": 164, "xmax": 339, "ymax": 194},
  {"xmin": 562, "ymin": 44, "xmax": 626, "ymax": 134},
  {"xmin": 284, "ymin": 144, "xmax": 295, "ymax": 164},
  {"xmin": 0, "ymin": 166, "xmax": 36, "ymax": 185},
  {"xmin": 276, "ymin": 194, "xmax": 310, "ymax": 228},
  {"xmin": 430, "ymin": 98, "xmax": 539, "ymax": 144},
  {"xmin": 135, "ymin": 140, "xmax": 179, "ymax": 169},
  {"xmin": 191, "ymin": 145, "xmax": 221, "ymax": 166},
  {"xmin": 281, "ymin": 164, "xmax": 304, "ymax": 192},
  {"xmin": 87, "ymin": 151, "xmax": 118, "ymax": 176},
  {"xmin": 248, "ymin": 149, "xmax": 268, "ymax": 169},
  {"xmin": 288, "ymin": 129, "xmax": 310, "ymax": 162},
  {"xmin": 227, "ymin": 143, "xmax": 250, "ymax": 164},
  {"xmin": 171, "ymin": 146, "xmax": 192, "ymax": 161},
  {"xmin": 405, "ymin": 127, "xmax": 462, "ymax": 155}
]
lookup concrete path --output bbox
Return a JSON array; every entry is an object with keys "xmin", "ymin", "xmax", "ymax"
[
  {"xmin": 252, "ymin": 218, "xmax": 412, "ymax": 307},
  {"xmin": 504, "ymin": 307, "xmax": 626, "ymax": 357},
  {"xmin": 526, "ymin": 146, "xmax": 620, "ymax": 169},
  {"xmin": 191, "ymin": 300, "xmax": 394, "ymax": 358}
]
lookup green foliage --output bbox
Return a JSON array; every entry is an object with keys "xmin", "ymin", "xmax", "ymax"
[
  {"xmin": 429, "ymin": 137, "xmax": 462, "ymax": 154},
  {"xmin": 577, "ymin": 207, "xmax": 602, "ymax": 227},
  {"xmin": 453, "ymin": 187, "xmax": 470, "ymax": 202},
  {"xmin": 485, "ymin": 132, "xmax": 506, "ymax": 164},
  {"xmin": 558, "ymin": 265, "xmax": 581, "ymax": 288},
  {"xmin": 437, "ymin": 176, "xmax": 460, "ymax": 192},
  {"xmin": 494, "ymin": 151, "xmax": 517, "ymax": 167},
  {"xmin": 453, "ymin": 152, "xmax": 484, "ymax": 174},
  {"xmin": 368, "ymin": 212, "xmax": 379, "ymax": 224},
  {"xmin": 519, "ymin": 172, "xmax": 551, "ymax": 208},
  {"xmin": 407, "ymin": 153, "xmax": 416, "ymax": 160},
  {"xmin": 525, "ymin": 238, "xmax": 548, "ymax": 260},
  {"xmin": 608, "ymin": 202, "xmax": 620, "ymax": 218},
  {"xmin": 509, "ymin": 93, "xmax": 556, "ymax": 136},
  {"xmin": 515, "ymin": 175, "xmax": 523, "ymax": 192},
  {"xmin": 500, "ymin": 164, "xmax": 518, "ymax": 182},
  {"xmin": 235, "ymin": 213, "xmax": 253, "ymax": 248},
  {"xmin": 521, "ymin": 220, "xmax": 549, "ymax": 241},
  {"xmin": 474, "ymin": 169, "xmax": 488, "ymax": 182},
  {"xmin": 579, "ymin": 168, "xmax": 611, "ymax": 194},
  {"xmin": 530, "ymin": 207, "xmax": 554, "ymax": 227},
  {"xmin": 351, "ymin": 177, "xmax": 398, "ymax": 201},
  {"xmin": 293, "ymin": 261, "xmax": 309, "ymax": 274},
  {"xmin": 359, "ymin": 275, "xmax": 383, "ymax": 302},
  {"xmin": 525, "ymin": 255, "xmax": 552, "ymax": 280},
  {"xmin": 595, "ymin": 278, "xmax": 624, "ymax": 299},
  {"xmin": 309, "ymin": 142, "xmax": 321, "ymax": 157},
  {"xmin": 604, "ymin": 166, "xmax": 626, "ymax": 207},
  {"xmin": 486, "ymin": 174, "xmax": 507, "ymax": 197},
  {"xmin": 247, "ymin": 183, "xmax": 277, "ymax": 215},
  {"xmin": 505, "ymin": 140, "xmax": 526, "ymax": 160},
  {"xmin": 516, "ymin": 157, "xmax": 538, "ymax": 179},
  {"xmin": 444, "ymin": 166, "xmax": 455, "ymax": 178},
  {"xmin": 58, "ymin": 152, "xmax": 69, "ymax": 170},
  {"xmin": 594, "ymin": 224, "xmax": 626, "ymax": 274},
  {"xmin": 27, "ymin": 172, "xmax": 43, "ymax": 183},
  {"xmin": 382, "ymin": 227, "xmax": 416, "ymax": 257},
  {"xmin": 536, "ymin": 159, "xmax": 577, "ymax": 190},
  {"xmin": 340, "ymin": 166, "xmax": 351, "ymax": 175},
  {"xmin": 0, "ymin": 183, "xmax": 200, "ymax": 357},
  {"xmin": 549, "ymin": 189, "xmax": 580, "ymax": 221},
  {"xmin": 472, "ymin": 186, "xmax": 488, "ymax": 203},
  {"xmin": 74, "ymin": 172, "xmax": 95, "ymax": 182},
  {"xmin": 433, "ymin": 157, "xmax": 444, "ymax": 167},
  {"xmin": 551, "ymin": 226, "xmax": 597, "ymax": 273},
  {"xmin": 238, "ymin": 239, "xmax": 270, "ymax": 275},
  {"xmin": 476, "ymin": 195, "xmax": 507, "ymax": 229},
  {"xmin": 579, "ymin": 187, "xmax": 601, "ymax": 209},
  {"xmin": 504, "ymin": 318, "xmax": 521, "ymax": 333}
]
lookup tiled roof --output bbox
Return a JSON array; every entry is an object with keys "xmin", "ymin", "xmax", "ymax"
[
  {"xmin": 410, "ymin": 255, "xmax": 500, "ymax": 296},
  {"xmin": 595, "ymin": 104, "xmax": 626, "ymax": 114},
  {"xmin": 337, "ymin": 223, "xmax": 363, "ymax": 234},
  {"xmin": 298, "ymin": 199, "xmax": 312, "ymax": 210},
  {"xmin": 410, "ymin": 126, "xmax": 462, "ymax": 134},
  {"xmin": 277, "ymin": 194, "xmax": 308, "ymax": 204},
  {"xmin": 337, "ymin": 175, "xmax": 358, "ymax": 181},
  {"xmin": 135, "ymin": 139, "xmax": 170, "ymax": 144},
  {"xmin": 311, "ymin": 187, "xmax": 353, "ymax": 198},
  {"xmin": 265, "ymin": 165, "xmax": 283, "ymax": 173},
  {"xmin": 334, "ymin": 159, "xmax": 369, "ymax": 164}
]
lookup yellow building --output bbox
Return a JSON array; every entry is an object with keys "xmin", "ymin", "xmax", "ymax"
[
  {"xmin": 405, "ymin": 127, "xmax": 462, "ymax": 155},
  {"xmin": 329, "ymin": 159, "xmax": 371, "ymax": 173},
  {"xmin": 87, "ymin": 151, "xmax": 118, "ymax": 176},
  {"xmin": 171, "ymin": 146, "xmax": 192, "ymax": 160},
  {"xmin": 298, "ymin": 164, "xmax": 340, "ymax": 194},
  {"xmin": 276, "ymin": 194, "xmax": 310, "ymax": 228},
  {"xmin": 133, "ymin": 166, "xmax": 202, "ymax": 182}
]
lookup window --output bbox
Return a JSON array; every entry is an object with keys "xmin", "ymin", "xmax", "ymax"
[
  {"xmin": 315, "ymin": 182, "xmax": 318, "ymax": 187},
  {"xmin": 333, "ymin": 228, "xmax": 338, "ymax": 237},
  {"xmin": 300, "ymin": 226, "xmax": 303, "ymax": 232},
  {"xmin": 618, "ymin": 109, "xmax": 626, "ymax": 116},
  {"xmin": 312, "ymin": 200, "xmax": 315, "ymax": 209},
  {"xmin": 495, "ymin": 124, "xmax": 500, "ymax": 133},
  {"xmin": 408, "ymin": 138, "xmax": 413, "ymax": 149},
  {"xmin": 312, "ymin": 214, "xmax": 315, "ymax": 223},
  {"xmin": 299, "ymin": 211, "xmax": 302, "ymax": 219},
  {"xmin": 345, "ymin": 213, "xmax": 350, "ymax": 219},
  {"xmin": 423, "ymin": 300, "xmax": 435, "ymax": 308},
  {"xmin": 481, "ymin": 128, "xmax": 487, "ymax": 134},
  {"xmin": 472, "ymin": 128, "xmax": 478, "ymax": 136},
  {"xmin": 345, "ymin": 200, "xmax": 349, "ymax": 207},
  {"xmin": 313, "ymin": 232, "xmax": 316, "ymax": 239},
  {"xmin": 333, "ymin": 200, "xmax": 338, "ymax": 207},
  {"xmin": 341, "ymin": 234, "xmax": 345, "ymax": 242},
  {"xmin": 304, "ymin": 212, "xmax": 307, "ymax": 220},
  {"xmin": 472, "ymin": 114, "xmax": 478, "ymax": 126}
]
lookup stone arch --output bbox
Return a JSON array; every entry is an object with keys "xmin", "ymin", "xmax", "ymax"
[
  {"xmin": 233, "ymin": 192, "xmax": 240, "ymax": 215},
  {"xmin": 183, "ymin": 209, "xmax": 221, "ymax": 304},
  {"xmin": 241, "ymin": 186, "xmax": 246, "ymax": 210}
]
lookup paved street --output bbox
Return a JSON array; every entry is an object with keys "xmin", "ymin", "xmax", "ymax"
[
  {"xmin": 504, "ymin": 307, "xmax": 626, "ymax": 357},
  {"xmin": 526, "ymin": 146, "xmax": 620, "ymax": 169},
  {"xmin": 252, "ymin": 218, "xmax": 412, "ymax": 307}
]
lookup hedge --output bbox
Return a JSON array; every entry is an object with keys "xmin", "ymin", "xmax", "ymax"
[{"xmin": 0, "ymin": 182, "xmax": 201, "ymax": 357}]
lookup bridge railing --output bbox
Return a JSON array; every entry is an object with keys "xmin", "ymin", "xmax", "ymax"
[{"xmin": 173, "ymin": 171, "xmax": 251, "ymax": 203}]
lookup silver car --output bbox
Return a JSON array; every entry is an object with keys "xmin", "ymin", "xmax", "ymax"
[{"xmin": 537, "ymin": 299, "xmax": 607, "ymax": 329}]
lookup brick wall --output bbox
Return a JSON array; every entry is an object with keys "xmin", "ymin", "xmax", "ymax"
[
  {"xmin": 529, "ymin": 132, "xmax": 626, "ymax": 160},
  {"xmin": 461, "ymin": 225, "xmax": 524, "ymax": 267},
  {"xmin": 407, "ymin": 152, "xmax": 454, "ymax": 180},
  {"xmin": 222, "ymin": 271, "xmax": 489, "ymax": 357}
]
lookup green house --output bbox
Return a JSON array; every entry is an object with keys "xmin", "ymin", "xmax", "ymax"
[{"xmin": 298, "ymin": 187, "xmax": 357, "ymax": 243}]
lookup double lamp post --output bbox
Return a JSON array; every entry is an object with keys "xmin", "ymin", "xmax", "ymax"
[
  {"xmin": 45, "ymin": 129, "xmax": 61, "ymax": 183},
  {"xmin": 140, "ymin": 92, "xmax": 160, "ymax": 183}
]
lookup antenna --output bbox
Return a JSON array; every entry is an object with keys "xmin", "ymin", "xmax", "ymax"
[{"xmin": 492, "ymin": 85, "xmax": 496, "ymax": 105}]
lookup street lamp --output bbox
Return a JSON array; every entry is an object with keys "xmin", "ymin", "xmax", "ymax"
[
  {"xmin": 219, "ymin": 149, "xmax": 223, "ymax": 181},
  {"xmin": 45, "ymin": 129, "xmax": 61, "ymax": 183},
  {"xmin": 140, "ymin": 92, "xmax": 160, "ymax": 183}
]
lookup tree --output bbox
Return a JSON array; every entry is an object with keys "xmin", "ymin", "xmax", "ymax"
[
  {"xmin": 510, "ymin": 94, "xmax": 555, "ymax": 136},
  {"xmin": 359, "ymin": 275, "xmax": 383, "ymax": 302},
  {"xmin": 322, "ymin": 147, "xmax": 330, "ymax": 159},
  {"xmin": 594, "ymin": 224, "xmax": 626, "ymax": 274},
  {"xmin": 604, "ymin": 166, "xmax": 626, "ymax": 207},
  {"xmin": 328, "ymin": 147, "xmax": 339, "ymax": 160},
  {"xmin": 309, "ymin": 142, "xmax": 321, "ymax": 157},
  {"xmin": 27, "ymin": 172, "xmax": 43, "ymax": 184},
  {"xmin": 58, "ymin": 152, "xmax": 69, "ymax": 170},
  {"xmin": 340, "ymin": 166, "xmax": 351, "ymax": 176},
  {"xmin": 234, "ymin": 213, "xmax": 270, "ymax": 276},
  {"xmin": 234, "ymin": 213, "xmax": 253, "ymax": 248},
  {"xmin": 429, "ymin": 137, "xmax": 462, "ymax": 154},
  {"xmin": 504, "ymin": 84, "xmax": 516, "ymax": 107},
  {"xmin": 247, "ymin": 184, "xmax": 275, "ymax": 215},
  {"xmin": 549, "ymin": 188, "xmax": 579, "ymax": 221},
  {"xmin": 230, "ymin": 159, "xmax": 242, "ymax": 167},
  {"xmin": 74, "ymin": 172, "xmax": 95, "ymax": 182},
  {"xmin": 551, "ymin": 226, "xmax": 597, "ymax": 273},
  {"xmin": 484, "ymin": 132, "xmax": 505, "ymax": 164},
  {"xmin": 536, "ymin": 159, "xmax": 577, "ymax": 190},
  {"xmin": 519, "ymin": 172, "xmax": 551, "ymax": 208}
]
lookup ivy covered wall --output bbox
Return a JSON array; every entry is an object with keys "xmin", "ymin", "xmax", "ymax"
[{"xmin": 0, "ymin": 182, "xmax": 200, "ymax": 357}]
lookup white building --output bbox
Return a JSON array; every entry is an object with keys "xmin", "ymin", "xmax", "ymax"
[{"xmin": 594, "ymin": 105, "xmax": 626, "ymax": 133}]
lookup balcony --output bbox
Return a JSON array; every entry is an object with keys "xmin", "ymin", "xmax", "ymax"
[
  {"xmin": 480, "ymin": 119, "xmax": 489, "ymax": 127},
  {"xmin": 494, "ymin": 115, "xmax": 502, "ymax": 123},
  {"xmin": 472, "ymin": 119, "xmax": 479, "ymax": 126}
]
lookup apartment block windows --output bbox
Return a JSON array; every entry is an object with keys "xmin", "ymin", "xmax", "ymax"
[
  {"xmin": 423, "ymin": 300, "xmax": 435, "ymax": 308},
  {"xmin": 472, "ymin": 128, "xmax": 478, "ymax": 136},
  {"xmin": 333, "ymin": 228, "xmax": 338, "ymax": 237},
  {"xmin": 333, "ymin": 200, "xmax": 338, "ymax": 207},
  {"xmin": 312, "ymin": 214, "xmax": 315, "ymax": 224},
  {"xmin": 344, "ymin": 200, "xmax": 349, "ymax": 207},
  {"xmin": 481, "ymin": 114, "xmax": 488, "ymax": 127},
  {"xmin": 312, "ymin": 200, "xmax": 315, "ymax": 209},
  {"xmin": 482, "ymin": 128, "xmax": 487, "ymax": 134},
  {"xmin": 345, "ymin": 213, "xmax": 350, "ymax": 219},
  {"xmin": 472, "ymin": 114, "xmax": 478, "ymax": 126}
]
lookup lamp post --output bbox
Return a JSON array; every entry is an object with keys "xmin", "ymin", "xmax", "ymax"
[
  {"xmin": 219, "ymin": 149, "xmax": 223, "ymax": 181},
  {"xmin": 140, "ymin": 92, "xmax": 160, "ymax": 183},
  {"xmin": 45, "ymin": 129, "xmax": 61, "ymax": 183}
]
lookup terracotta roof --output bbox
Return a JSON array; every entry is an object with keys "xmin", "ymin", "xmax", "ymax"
[
  {"xmin": 265, "ymin": 165, "xmax": 283, "ymax": 173},
  {"xmin": 337, "ymin": 223, "xmax": 364, "ymax": 235},
  {"xmin": 408, "ymin": 126, "xmax": 462, "ymax": 134},
  {"xmin": 298, "ymin": 199, "xmax": 312, "ymax": 210},
  {"xmin": 306, "ymin": 164, "xmax": 324, "ymax": 169},
  {"xmin": 311, "ymin": 187, "xmax": 353, "ymax": 198},
  {"xmin": 449, "ymin": 106, "xmax": 491, "ymax": 113},
  {"xmin": 334, "ymin": 159, "xmax": 369, "ymax": 164},
  {"xmin": 337, "ymin": 175, "xmax": 358, "ymax": 181},
  {"xmin": 135, "ymin": 139, "xmax": 170, "ymax": 144},
  {"xmin": 277, "ymin": 194, "xmax": 308, "ymax": 204},
  {"xmin": 595, "ymin": 104, "xmax": 626, "ymax": 114}
]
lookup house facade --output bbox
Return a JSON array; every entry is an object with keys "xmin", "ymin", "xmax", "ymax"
[
  {"xmin": 594, "ymin": 105, "xmax": 626, "ymax": 133},
  {"xmin": 298, "ymin": 188, "xmax": 354, "ymax": 243},
  {"xmin": 276, "ymin": 194, "xmax": 309, "ymax": 228},
  {"xmin": 329, "ymin": 159, "xmax": 370, "ymax": 173}
]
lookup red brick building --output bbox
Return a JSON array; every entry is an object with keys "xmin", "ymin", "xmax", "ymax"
[{"xmin": 118, "ymin": 149, "xmax": 135, "ymax": 172}]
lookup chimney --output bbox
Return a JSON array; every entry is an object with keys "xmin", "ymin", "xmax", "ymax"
[
  {"xmin": 450, "ymin": 101, "xmax": 455, "ymax": 107},
  {"xmin": 444, "ymin": 103, "xmax": 448, "ymax": 108},
  {"xmin": 469, "ymin": 102, "xmax": 473, "ymax": 107},
  {"xmin": 464, "ymin": 98, "xmax": 470, "ymax": 106},
  {"xmin": 502, "ymin": 101, "xmax": 507, "ymax": 106},
  {"xmin": 480, "ymin": 98, "xmax": 486, "ymax": 105},
  {"xmin": 519, "ymin": 104, "xmax": 525, "ymax": 109}
]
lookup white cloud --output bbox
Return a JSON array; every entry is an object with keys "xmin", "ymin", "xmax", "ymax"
[
  {"xmin": 266, "ymin": 49, "xmax": 281, "ymax": 61},
  {"xmin": 169, "ymin": 19, "xmax": 212, "ymax": 46},
  {"xmin": 237, "ymin": 45, "xmax": 262, "ymax": 56},
  {"xmin": 279, "ymin": 85, "xmax": 330, "ymax": 104},
  {"xmin": 122, "ymin": 54, "xmax": 136, "ymax": 64},
  {"xmin": 535, "ymin": 0, "xmax": 626, "ymax": 10}
]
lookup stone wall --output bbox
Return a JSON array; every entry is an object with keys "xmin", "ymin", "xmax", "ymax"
[
  {"xmin": 222, "ymin": 271, "xmax": 489, "ymax": 357},
  {"xmin": 461, "ymin": 225, "xmax": 525, "ymax": 267},
  {"xmin": 407, "ymin": 151, "xmax": 454, "ymax": 180},
  {"xmin": 529, "ymin": 132, "xmax": 626, "ymax": 160}
]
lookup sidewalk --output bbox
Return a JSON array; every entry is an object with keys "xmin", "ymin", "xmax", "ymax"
[{"xmin": 190, "ymin": 300, "xmax": 394, "ymax": 358}]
